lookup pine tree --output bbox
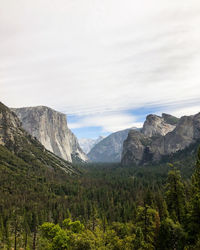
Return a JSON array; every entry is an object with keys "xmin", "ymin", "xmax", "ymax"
[
  {"xmin": 134, "ymin": 227, "xmax": 145, "ymax": 249},
  {"xmin": 136, "ymin": 205, "xmax": 160, "ymax": 247},
  {"xmin": 157, "ymin": 217, "xmax": 186, "ymax": 250},
  {"xmin": 188, "ymin": 148, "xmax": 200, "ymax": 243},
  {"xmin": 165, "ymin": 164, "xmax": 185, "ymax": 223}
]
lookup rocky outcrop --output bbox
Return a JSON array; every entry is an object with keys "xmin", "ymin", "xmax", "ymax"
[
  {"xmin": 162, "ymin": 113, "xmax": 179, "ymax": 125},
  {"xmin": 12, "ymin": 106, "xmax": 88, "ymax": 163},
  {"xmin": 0, "ymin": 102, "xmax": 76, "ymax": 175},
  {"xmin": 121, "ymin": 113, "xmax": 200, "ymax": 166},
  {"xmin": 68, "ymin": 131, "xmax": 88, "ymax": 163},
  {"xmin": 122, "ymin": 130, "xmax": 149, "ymax": 166},
  {"xmin": 0, "ymin": 102, "xmax": 24, "ymax": 149},
  {"xmin": 151, "ymin": 113, "xmax": 200, "ymax": 158},
  {"xmin": 88, "ymin": 129, "xmax": 134, "ymax": 162},
  {"xmin": 141, "ymin": 114, "xmax": 176, "ymax": 137}
]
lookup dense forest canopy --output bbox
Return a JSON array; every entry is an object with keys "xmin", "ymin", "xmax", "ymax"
[{"xmin": 0, "ymin": 140, "xmax": 200, "ymax": 249}]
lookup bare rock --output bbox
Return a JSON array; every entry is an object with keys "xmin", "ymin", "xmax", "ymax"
[{"xmin": 12, "ymin": 106, "xmax": 88, "ymax": 163}]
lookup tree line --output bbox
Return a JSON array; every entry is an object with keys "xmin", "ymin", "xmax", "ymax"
[{"xmin": 0, "ymin": 146, "xmax": 200, "ymax": 249}]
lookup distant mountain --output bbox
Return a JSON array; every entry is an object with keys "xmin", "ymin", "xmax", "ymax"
[
  {"xmin": 79, "ymin": 136, "xmax": 105, "ymax": 154},
  {"xmin": 12, "ymin": 106, "xmax": 88, "ymax": 163},
  {"xmin": 0, "ymin": 101, "xmax": 77, "ymax": 175},
  {"xmin": 121, "ymin": 112, "xmax": 200, "ymax": 166},
  {"xmin": 88, "ymin": 128, "xmax": 139, "ymax": 162}
]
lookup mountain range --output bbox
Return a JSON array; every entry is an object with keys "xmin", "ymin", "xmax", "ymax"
[{"xmin": 2, "ymin": 101, "xmax": 200, "ymax": 167}]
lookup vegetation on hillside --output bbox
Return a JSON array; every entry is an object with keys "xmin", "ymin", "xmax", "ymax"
[{"xmin": 0, "ymin": 142, "xmax": 200, "ymax": 249}]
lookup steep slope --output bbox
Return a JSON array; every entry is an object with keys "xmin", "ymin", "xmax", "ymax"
[
  {"xmin": 79, "ymin": 136, "xmax": 105, "ymax": 154},
  {"xmin": 121, "ymin": 129, "xmax": 150, "ymax": 166},
  {"xmin": 150, "ymin": 113, "xmax": 200, "ymax": 159},
  {"xmin": 141, "ymin": 114, "xmax": 176, "ymax": 137},
  {"xmin": 12, "ymin": 106, "xmax": 88, "ymax": 163},
  {"xmin": 88, "ymin": 129, "xmax": 132, "ymax": 162},
  {"xmin": 121, "ymin": 113, "xmax": 200, "ymax": 166},
  {"xmin": 0, "ymin": 102, "xmax": 76, "ymax": 175}
]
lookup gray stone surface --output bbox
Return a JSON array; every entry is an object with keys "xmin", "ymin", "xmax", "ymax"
[
  {"xmin": 88, "ymin": 128, "xmax": 132, "ymax": 162},
  {"xmin": 141, "ymin": 114, "xmax": 176, "ymax": 137},
  {"xmin": 12, "ymin": 106, "xmax": 88, "ymax": 163},
  {"xmin": 0, "ymin": 102, "xmax": 76, "ymax": 175},
  {"xmin": 121, "ymin": 113, "xmax": 200, "ymax": 166}
]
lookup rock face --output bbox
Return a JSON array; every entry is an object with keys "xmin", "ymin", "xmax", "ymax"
[
  {"xmin": 0, "ymin": 102, "xmax": 76, "ymax": 175},
  {"xmin": 0, "ymin": 102, "xmax": 24, "ymax": 149},
  {"xmin": 12, "ymin": 106, "xmax": 88, "ymax": 163},
  {"xmin": 121, "ymin": 113, "xmax": 200, "ymax": 166},
  {"xmin": 141, "ymin": 114, "xmax": 176, "ymax": 137},
  {"xmin": 88, "ymin": 129, "xmax": 134, "ymax": 162},
  {"xmin": 79, "ymin": 136, "xmax": 105, "ymax": 154},
  {"xmin": 151, "ymin": 113, "xmax": 200, "ymax": 157},
  {"xmin": 122, "ymin": 130, "xmax": 149, "ymax": 166}
]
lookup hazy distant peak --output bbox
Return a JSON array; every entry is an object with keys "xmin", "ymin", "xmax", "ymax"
[{"xmin": 79, "ymin": 136, "xmax": 105, "ymax": 154}]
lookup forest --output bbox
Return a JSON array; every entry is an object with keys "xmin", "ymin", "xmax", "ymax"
[{"xmin": 0, "ymin": 143, "xmax": 200, "ymax": 249}]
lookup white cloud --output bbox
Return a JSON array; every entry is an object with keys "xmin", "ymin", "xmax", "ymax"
[
  {"xmin": 68, "ymin": 112, "xmax": 143, "ymax": 132},
  {"xmin": 1, "ymin": 0, "xmax": 200, "ymax": 120},
  {"xmin": 167, "ymin": 105, "xmax": 200, "ymax": 118}
]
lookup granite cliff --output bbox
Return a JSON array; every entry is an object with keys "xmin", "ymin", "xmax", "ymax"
[
  {"xmin": 12, "ymin": 106, "xmax": 88, "ymax": 163},
  {"xmin": 122, "ymin": 112, "xmax": 200, "ymax": 166},
  {"xmin": 141, "ymin": 114, "xmax": 176, "ymax": 137},
  {"xmin": 0, "ymin": 102, "xmax": 76, "ymax": 175}
]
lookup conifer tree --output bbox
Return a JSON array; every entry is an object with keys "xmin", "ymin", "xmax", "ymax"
[
  {"xmin": 136, "ymin": 205, "xmax": 160, "ymax": 247},
  {"xmin": 165, "ymin": 164, "xmax": 185, "ymax": 223},
  {"xmin": 188, "ymin": 148, "xmax": 200, "ymax": 243},
  {"xmin": 158, "ymin": 218, "xmax": 186, "ymax": 250}
]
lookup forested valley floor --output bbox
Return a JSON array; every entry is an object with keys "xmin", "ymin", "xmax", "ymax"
[{"xmin": 1, "ymin": 144, "xmax": 200, "ymax": 249}]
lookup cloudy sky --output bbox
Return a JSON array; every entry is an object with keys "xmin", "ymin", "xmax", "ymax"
[{"xmin": 1, "ymin": 0, "xmax": 200, "ymax": 138}]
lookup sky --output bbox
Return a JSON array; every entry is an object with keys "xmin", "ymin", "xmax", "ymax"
[{"xmin": 1, "ymin": 0, "xmax": 200, "ymax": 138}]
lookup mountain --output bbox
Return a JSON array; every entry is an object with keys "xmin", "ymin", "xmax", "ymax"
[
  {"xmin": 141, "ymin": 114, "xmax": 176, "ymax": 137},
  {"xmin": 121, "ymin": 112, "xmax": 200, "ymax": 166},
  {"xmin": 0, "ymin": 101, "xmax": 76, "ymax": 175},
  {"xmin": 79, "ymin": 136, "xmax": 105, "ymax": 154},
  {"xmin": 12, "ymin": 106, "xmax": 88, "ymax": 163},
  {"xmin": 88, "ymin": 128, "xmax": 135, "ymax": 162}
]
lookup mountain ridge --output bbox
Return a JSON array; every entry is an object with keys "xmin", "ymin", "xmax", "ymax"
[{"xmin": 122, "ymin": 112, "xmax": 200, "ymax": 166}]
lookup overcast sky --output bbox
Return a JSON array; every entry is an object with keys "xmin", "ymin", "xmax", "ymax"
[{"xmin": 1, "ymin": 0, "xmax": 200, "ymax": 138}]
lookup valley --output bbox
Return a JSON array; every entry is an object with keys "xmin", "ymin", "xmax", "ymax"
[
  {"xmin": 1, "ymin": 1, "xmax": 200, "ymax": 248},
  {"xmin": 0, "ymin": 102, "xmax": 200, "ymax": 249}
]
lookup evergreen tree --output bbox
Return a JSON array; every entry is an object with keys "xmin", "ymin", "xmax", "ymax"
[
  {"xmin": 133, "ymin": 227, "xmax": 145, "ymax": 250},
  {"xmin": 157, "ymin": 218, "xmax": 186, "ymax": 250},
  {"xmin": 136, "ymin": 205, "xmax": 160, "ymax": 248},
  {"xmin": 188, "ymin": 148, "xmax": 200, "ymax": 244},
  {"xmin": 165, "ymin": 164, "xmax": 185, "ymax": 223}
]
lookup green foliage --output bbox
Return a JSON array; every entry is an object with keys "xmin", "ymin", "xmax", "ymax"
[
  {"xmin": 158, "ymin": 218, "xmax": 186, "ymax": 250},
  {"xmin": 165, "ymin": 164, "xmax": 186, "ymax": 222},
  {"xmin": 62, "ymin": 218, "xmax": 84, "ymax": 233},
  {"xmin": 136, "ymin": 206, "xmax": 160, "ymax": 248},
  {"xmin": 187, "ymin": 148, "xmax": 200, "ymax": 245},
  {"xmin": 40, "ymin": 222, "xmax": 69, "ymax": 250},
  {"xmin": 1, "ymin": 141, "xmax": 200, "ymax": 249}
]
